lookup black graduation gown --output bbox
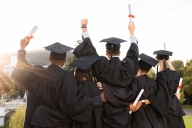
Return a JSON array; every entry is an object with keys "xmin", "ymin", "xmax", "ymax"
[
  {"xmin": 156, "ymin": 68, "xmax": 186, "ymax": 128},
  {"xmin": 131, "ymin": 75, "xmax": 168, "ymax": 128},
  {"xmin": 72, "ymin": 80, "xmax": 102, "ymax": 128},
  {"xmin": 73, "ymin": 37, "xmax": 139, "ymax": 128},
  {"xmin": 11, "ymin": 50, "xmax": 102, "ymax": 128}
]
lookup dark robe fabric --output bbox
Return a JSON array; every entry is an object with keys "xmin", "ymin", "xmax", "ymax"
[
  {"xmin": 11, "ymin": 50, "xmax": 102, "ymax": 128},
  {"xmin": 131, "ymin": 75, "xmax": 168, "ymax": 128},
  {"xmin": 72, "ymin": 80, "xmax": 102, "ymax": 128},
  {"xmin": 156, "ymin": 68, "xmax": 186, "ymax": 128},
  {"xmin": 73, "ymin": 37, "xmax": 139, "ymax": 128}
]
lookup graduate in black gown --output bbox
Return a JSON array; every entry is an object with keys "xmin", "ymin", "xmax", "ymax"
[
  {"xmin": 130, "ymin": 53, "xmax": 168, "ymax": 128},
  {"xmin": 11, "ymin": 37, "xmax": 102, "ymax": 128},
  {"xmin": 73, "ymin": 19, "xmax": 138, "ymax": 128},
  {"xmin": 153, "ymin": 50, "xmax": 186, "ymax": 128},
  {"xmin": 70, "ymin": 56, "xmax": 102, "ymax": 128}
]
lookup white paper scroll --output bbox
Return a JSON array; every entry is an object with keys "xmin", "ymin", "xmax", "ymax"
[
  {"xmin": 129, "ymin": 89, "xmax": 144, "ymax": 114},
  {"xmin": 28, "ymin": 25, "xmax": 38, "ymax": 36},
  {"xmin": 163, "ymin": 42, "xmax": 167, "ymax": 50},
  {"xmin": 176, "ymin": 78, "xmax": 183, "ymax": 93},
  {"xmin": 128, "ymin": 4, "xmax": 132, "ymax": 23}
]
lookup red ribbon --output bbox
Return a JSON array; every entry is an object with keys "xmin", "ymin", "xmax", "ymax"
[
  {"xmin": 178, "ymin": 84, "xmax": 182, "ymax": 90},
  {"xmin": 128, "ymin": 14, "xmax": 135, "ymax": 18},
  {"xmin": 26, "ymin": 36, "xmax": 34, "ymax": 41}
]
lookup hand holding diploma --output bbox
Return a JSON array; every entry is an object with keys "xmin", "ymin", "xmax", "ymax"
[
  {"xmin": 176, "ymin": 78, "xmax": 183, "ymax": 93},
  {"xmin": 26, "ymin": 25, "xmax": 38, "ymax": 41},
  {"xmin": 129, "ymin": 89, "xmax": 144, "ymax": 114},
  {"xmin": 20, "ymin": 25, "xmax": 38, "ymax": 49}
]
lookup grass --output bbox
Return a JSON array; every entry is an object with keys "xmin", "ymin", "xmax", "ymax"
[
  {"xmin": 184, "ymin": 116, "xmax": 192, "ymax": 128},
  {"xmin": 9, "ymin": 106, "xmax": 26, "ymax": 128}
]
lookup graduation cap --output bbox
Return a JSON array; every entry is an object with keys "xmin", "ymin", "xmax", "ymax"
[
  {"xmin": 100, "ymin": 37, "xmax": 126, "ymax": 60},
  {"xmin": 44, "ymin": 42, "xmax": 74, "ymax": 60},
  {"xmin": 139, "ymin": 53, "xmax": 158, "ymax": 67},
  {"xmin": 70, "ymin": 56, "xmax": 99, "ymax": 70},
  {"xmin": 153, "ymin": 50, "xmax": 173, "ymax": 56},
  {"xmin": 139, "ymin": 53, "xmax": 158, "ymax": 71},
  {"xmin": 100, "ymin": 37, "xmax": 127, "ymax": 51},
  {"xmin": 153, "ymin": 50, "xmax": 172, "ymax": 60}
]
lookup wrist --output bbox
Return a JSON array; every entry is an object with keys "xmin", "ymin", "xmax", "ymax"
[
  {"xmin": 130, "ymin": 32, "xmax": 134, "ymax": 36},
  {"xmin": 142, "ymin": 100, "xmax": 145, "ymax": 106},
  {"xmin": 20, "ymin": 46, "xmax": 26, "ymax": 50},
  {"xmin": 82, "ymin": 28, "xmax": 87, "ymax": 32}
]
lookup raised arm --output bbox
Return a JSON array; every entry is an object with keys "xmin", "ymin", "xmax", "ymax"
[
  {"xmin": 11, "ymin": 36, "xmax": 41, "ymax": 90},
  {"xmin": 122, "ymin": 22, "xmax": 139, "ymax": 79},
  {"xmin": 73, "ymin": 19, "xmax": 99, "ymax": 58}
]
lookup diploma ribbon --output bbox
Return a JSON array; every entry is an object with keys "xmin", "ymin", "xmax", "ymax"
[
  {"xmin": 128, "ymin": 14, "xmax": 135, "ymax": 18},
  {"xmin": 26, "ymin": 36, "xmax": 34, "ymax": 41}
]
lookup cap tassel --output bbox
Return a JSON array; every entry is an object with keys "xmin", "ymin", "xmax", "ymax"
[{"xmin": 110, "ymin": 45, "xmax": 113, "ymax": 64}]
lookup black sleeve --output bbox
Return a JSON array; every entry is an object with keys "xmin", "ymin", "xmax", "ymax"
[
  {"xmin": 59, "ymin": 73, "xmax": 102, "ymax": 123},
  {"xmin": 102, "ymin": 81, "xmax": 138, "ymax": 107},
  {"xmin": 123, "ymin": 43, "xmax": 139, "ymax": 78},
  {"xmin": 148, "ymin": 73, "xmax": 172, "ymax": 117},
  {"xmin": 73, "ymin": 37, "xmax": 99, "ymax": 58},
  {"xmin": 11, "ymin": 50, "xmax": 42, "ymax": 90}
]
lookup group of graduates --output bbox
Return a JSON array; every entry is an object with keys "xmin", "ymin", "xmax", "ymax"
[{"xmin": 11, "ymin": 18, "xmax": 186, "ymax": 128}]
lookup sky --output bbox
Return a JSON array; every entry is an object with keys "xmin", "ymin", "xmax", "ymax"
[{"xmin": 0, "ymin": 0, "xmax": 192, "ymax": 64}]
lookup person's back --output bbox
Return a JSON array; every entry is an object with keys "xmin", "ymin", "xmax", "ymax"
[
  {"xmin": 12, "ymin": 38, "xmax": 102, "ymax": 128},
  {"xmin": 70, "ymin": 56, "xmax": 102, "ymax": 128},
  {"xmin": 73, "ymin": 19, "xmax": 139, "ymax": 128},
  {"xmin": 130, "ymin": 53, "xmax": 167, "ymax": 128},
  {"xmin": 154, "ymin": 50, "xmax": 186, "ymax": 128}
]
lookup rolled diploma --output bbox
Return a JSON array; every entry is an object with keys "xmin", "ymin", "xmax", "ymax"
[
  {"xmin": 28, "ymin": 25, "xmax": 38, "ymax": 36},
  {"xmin": 163, "ymin": 43, "xmax": 167, "ymax": 50},
  {"xmin": 128, "ymin": 4, "xmax": 132, "ymax": 23},
  {"xmin": 129, "ymin": 89, "xmax": 144, "ymax": 114},
  {"xmin": 176, "ymin": 78, "xmax": 183, "ymax": 93}
]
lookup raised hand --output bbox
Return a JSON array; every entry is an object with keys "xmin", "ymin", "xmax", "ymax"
[
  {"xmin": 20, "ymin": 36, "xmax": 33, "ymax": 49},
  {"xmin": 81, "ymin": 19, "xmax": 88, "ymax": 25},
  {"xmin": 128, "ymin": 22, "xmax": 135, "ymax": 36}
]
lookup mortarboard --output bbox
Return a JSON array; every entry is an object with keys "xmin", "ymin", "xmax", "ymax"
[
  {"xmin": 44, "ymin": 42, "xmax": 74, "ymax": 60},
  {"xmin": 100, "ymin": 37, "xmax": 127, "ymax": 51},
  {"xmin": 100, "ymin": 37, "xmax": 126, "ymax": 60},
  {"xmin": 153, "ymin": 50, "xmax": 173, "ymax": 56},
  {"xmin": 70, "ymin": 56, "xmax": 99, "ymax": 70},
  {"xmin": 139, "ymin": 53, "xmax": 158, "ymax": 67}
]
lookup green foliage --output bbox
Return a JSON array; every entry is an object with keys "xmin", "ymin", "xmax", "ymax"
[
  {"xmin": 64, "ymin": 55, "xmax": 77, "ymax": 72},
  {"xmin": 180, "ymin": 90, "xmax": 186, "ymax": 104},
  {"xmin": 183, "ymin": 60, "xmax": 192, "ymax": 95},
  {"xmin": 147, "ymin": 69, "xmax": 156, "ymax": 79},
  {"xmin": 183, "ymin": 116, "xmax": 192, "ymax": 128},
  {"xmin": 182, "ymin": 105, "xmax": 192, "ymax": 109},
  {"xmin": 0, "ymin": 111, "xmax": 15, "ymax": 128},
  {"xmin": 9, "ymin": 106, "xmax": 26, "ymax": 128},
  {"xmin": 172, "ymin": 60, "xmax": 184, "ymax": 77}
]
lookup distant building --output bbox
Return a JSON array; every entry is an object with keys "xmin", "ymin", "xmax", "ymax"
[
  {"xmin": 2, "ymin": 65, "xmax": 14, "ymax": 75},
  {"xmin": 2, "ymin": 56, "xmax": 17, "ymax": 75}
]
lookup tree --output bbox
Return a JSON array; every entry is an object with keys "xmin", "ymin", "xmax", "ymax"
[
  {"xmin": 147, "ymin": 69, "xmax": 156, "ymax": 79},
  {"xmin": 63, "ymin": 40, "xmax": 81, "ymax": 72},
  {"xmin": 182, "ymin": 59, "xmax": 192, "ymax": 95},
  {"xmin": 172, "ymin": 60, "xmax": 184, "ymax": 77},
  {"xmin": 64, "ymin": 55, "xmax": 77, "ymax": 72}
]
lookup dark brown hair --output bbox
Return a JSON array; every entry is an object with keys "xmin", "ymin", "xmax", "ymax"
[{"xmin": 75, "ymin": 68, "xmax": 94, "ymax": 83}]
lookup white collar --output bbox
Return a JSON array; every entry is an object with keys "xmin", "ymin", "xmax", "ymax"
[{"xmin": 112, "ymin": 56, "xmax": 119, "ymax": 58}]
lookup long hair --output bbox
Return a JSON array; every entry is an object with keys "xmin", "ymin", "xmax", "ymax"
[{"xmin": 75, "ymin": 68, "xmax": 94, "ymax": 83}]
